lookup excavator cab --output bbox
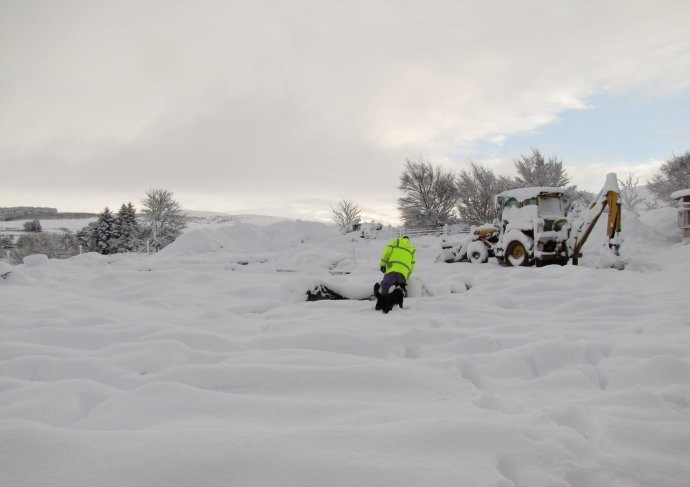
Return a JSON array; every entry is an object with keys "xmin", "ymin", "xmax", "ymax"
[{"xmin": 494, "ymin": 187, "xmax": 570, "ymax": 266}]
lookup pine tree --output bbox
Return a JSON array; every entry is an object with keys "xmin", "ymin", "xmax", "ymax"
[
  {"xmin": 113, "ymin": 202, "xmax": 140, "ymax": 252},
  {"xmin": 23, "ymin": 219, "xmax": 42, "ymax": 232},
  {"xmin": 94, "ymin": 207, "xmax": 116, "ymax": 254},
  {"xmin": 111, "ymin": 206, "xmax": 123, "ymax": 250},
  {"xmin": 76, "ymin": 222, "xmax": 98, "ymax": 253}
]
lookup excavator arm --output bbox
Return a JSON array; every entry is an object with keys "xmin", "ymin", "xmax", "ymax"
[{"xmin": 570, "ymin": 173, "xmax": 622, "ymax": 265}]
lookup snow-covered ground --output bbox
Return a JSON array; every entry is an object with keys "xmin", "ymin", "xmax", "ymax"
[
  {"xmin": 1, "ymin": 209, "xmax": 689, "ymax": 487},
  {"xmin": 0, "ymin": 218, "xmax": 98, "ymax": 238},
  {"xmin": 0, "ymin": 211, "xmax": 288, "ymax": 238}
]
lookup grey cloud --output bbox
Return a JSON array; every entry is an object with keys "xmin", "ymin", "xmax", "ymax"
[{"xmin": 2, "ymin": 0, "xmax": 690, "ymax": 221}]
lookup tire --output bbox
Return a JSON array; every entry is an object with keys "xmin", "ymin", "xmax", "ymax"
[
  {"xmin": 504, "ymin": 241, "xmax": 529, "ymax": 267},
  {"xmin": 536, "ymin": 257, "xmax": 567, "ymax": 267},
  {"xmin": 467, "ymin": 240, "xmax": 489, "ymax": 263}
]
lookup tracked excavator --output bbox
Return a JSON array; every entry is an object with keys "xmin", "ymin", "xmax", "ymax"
[{"xmin": 440, "ymin": 173, "xmax": 623, "ymax": 268}]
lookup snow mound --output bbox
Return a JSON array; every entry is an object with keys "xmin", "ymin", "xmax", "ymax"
[
  {"xmin": 22, "ymin": 254, "xmax": 49, "ymax": 267},
  {"xmin": 578, "ymin": 207, "xmax": 680, "ymax": 270},
  {"xmin": 638, "ymin": 207, "xmax": 681, "ymax": 242},
  {"xmin": 161, "ymin": 221, "xmax": 347, "ymax": 256}
]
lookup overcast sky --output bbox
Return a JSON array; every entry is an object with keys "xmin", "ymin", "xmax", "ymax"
[{"xmin": 2, "ymin": 0, "xmax": 690, "ymax": 224}]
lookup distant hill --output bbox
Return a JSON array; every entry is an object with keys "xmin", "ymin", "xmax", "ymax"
[
  {"xmin": 183, "ymin": 210, "xmax": 290, "ymax": 230},
  {"xmin": 0, "ymin": 207, "xmax": 97, "ymax": 221}
]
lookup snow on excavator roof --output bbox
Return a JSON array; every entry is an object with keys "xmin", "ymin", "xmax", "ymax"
[
  {"xmin": 496, "ymin": 187, "xmax": 564, "ymax": 202},
  {"xmin": 670, "ymin": 189, "xmax": 690, "ymax": 199}
]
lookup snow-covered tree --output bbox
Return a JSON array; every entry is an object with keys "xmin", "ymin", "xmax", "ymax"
[
  {"xmin": 514, "ymin": 148, "xmax": 570, "ymax": 187},
  {"xmin": 94, "ymin": 207, "xmax": 116, "ymax": 254},
  {"xmin": 23, "ymin": 219, "xmax": 42, "ymax": 232},
  {"xmin": 618, "ymin": 173, "xmax": 644, "ymax": 215},
  {"xmin": 76, "ymin": 222, "xmax": 97, "ymax": 252},
  {"xmin": 562, "ymin": 189, "xmax": 597, "ymax": 218},
  {"xmin": 647, "ymin": 151, "xmax": 690, "ymax": 202},
  {"xmin": 398, "ymin": 158, "xmax": 459, "ymax": 227},
  {"xmin": 113, "ymin": 202, "xmax": 140, "ymax": 252},
  {"xmin": 0, "ymin": 234, "xmax": 13, "ymax": 247},
  {"xmin": 331, "ymin": 199, "xmax": 363, "ymax": 233},
  {"xmin": 15, "ymin": 232, "xmax": 78, "ymax": 260},
  {"xmin": 456, "ymin": 162, "xmax": 515, "ymax": 225},
  {"xmin": 141, "ymin": 188, "xmax": 186, "ymax": 251}
]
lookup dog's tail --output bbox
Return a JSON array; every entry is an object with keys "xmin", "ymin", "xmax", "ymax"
[{"xmin": 374, "ymin": 282, "xmax": 382, "ymax": 299}]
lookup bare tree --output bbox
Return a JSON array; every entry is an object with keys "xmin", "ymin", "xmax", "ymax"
[
  {"xmin": 647, "ymin": 151, "xmax": 690, "ymax": 202},
  {"xmin": 644, "ymin": 199, "xmax": 663, "ymax": 211},
  {"xmin": 514, "ymin": 148, "xmax": 570, "ymax": 187},
  {"xmin": 141, "ymin": 188, "xmax": 186, "ymax": 251},
  {"xmin": 332, "ymin": 198, "xmax": 363, "ymax": 233},
  {"xmin": 618, "ymin": 172, "xmax": 644, "ymax": 215},
  {"xmin": 456, "ymin": 162, "xmax": 515, "ymax": 225},
  {"xmin": 397, "ymin": 158, "xmax": 459, "ymax": 227}
]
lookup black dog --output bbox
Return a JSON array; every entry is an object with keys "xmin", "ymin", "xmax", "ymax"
[{"xmin": 374, "ymin": 282, "xmax": 405, "ymax": 314}]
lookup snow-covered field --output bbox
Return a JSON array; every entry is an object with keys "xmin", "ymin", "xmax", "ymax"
[
  {"xmin": 1, "ymin": 208, "xmax": 689, "ymax": 487},
  {"xmin": 0, "ymin": 211, "xmax": 288, "ymax": 238},
  {"xmin": 0, "ymin": 218, "xmax": 98, "ymax": 238}
]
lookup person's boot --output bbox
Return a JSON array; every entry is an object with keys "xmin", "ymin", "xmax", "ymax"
[{"xmin": 374, "ymin": 283, "xmax": 383, "ymax": 310}]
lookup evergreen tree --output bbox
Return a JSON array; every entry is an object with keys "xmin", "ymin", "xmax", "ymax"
[
  {"xmin": 113, "ymin": 202, "xmax": 140, "ymax": 252},
  {"xmin": 0, "ymin": 235, "xmax": 14, "ymax": 250},
  {"xmin": 94, "ymin": 207, "xmax": 116, "ymax": 254},
  {"xmin": 76, "ymin": 222, "xmax": 97, "ymax": 253},
  {"xmin": 23, "ymin": 219, "xmax": 42, "ymax": 232}
]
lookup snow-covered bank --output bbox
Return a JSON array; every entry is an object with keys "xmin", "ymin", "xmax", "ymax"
[{"xmin": 1, "ymin": 214, "xmax": 689, "ymax": 487}]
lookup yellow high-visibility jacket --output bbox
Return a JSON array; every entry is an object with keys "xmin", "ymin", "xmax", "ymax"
[{"xmin": 379, "ymin": 237, "xmax": 416, "ymax": 279}]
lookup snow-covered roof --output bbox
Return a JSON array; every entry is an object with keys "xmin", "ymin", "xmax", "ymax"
[
  {"xmin": 496, "ymin": 187, "xmax": 564, "ymax": 202},
  {"xmin": 670, "ymin": 189, "xmax": 690, "ymax": 199}
]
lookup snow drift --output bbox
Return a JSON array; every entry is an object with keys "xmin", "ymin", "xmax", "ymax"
[{"xmin": 1, "ymin": 213, "xmax": 689, "ymax": 487}]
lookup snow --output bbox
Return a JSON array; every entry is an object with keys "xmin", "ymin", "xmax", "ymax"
[
  {"xmin": 0, "ymin": 217, "xmax": 97, "ymax": 237},
  {"xmin": 585, "ymin": 173, "xmax": 621, "ymax": 211},
  {"xmin": 21, "ymin": 254, "xmax": 48, "ymax": 267},
  {"xmin": 496, "ymin": 186, "xmax": 564, "ymax": 201},
  {"xmin": 0, "ymin": 212, "xmax": 288, "ymax": 237},
  {"xmin": 602, "ymin": 172, "xmax": 620, "ymax": 195},
  {"xmin": 1, "ymin": 211, "xmax": 689, "ymax": 487},
  {"xmin": 670, "ymin": 189, "xmax": 690, "ymax": 200},
  {"xmin": 183, "ymin": 211, "xmax": 290, "ymax": 231},
  {"xmin": 503, "ymin": 205, "xmax": 538, "ymax": 230}
]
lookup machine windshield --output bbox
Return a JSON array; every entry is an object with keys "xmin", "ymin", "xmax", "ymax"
[{"xmin": 539, "ymin": 195, "xmax": 564, "ymax": 216}]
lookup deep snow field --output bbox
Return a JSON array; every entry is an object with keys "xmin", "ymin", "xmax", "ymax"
[{"xmin": 1, "ymin": 208, "xmax": 689, "ymax": 487}]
